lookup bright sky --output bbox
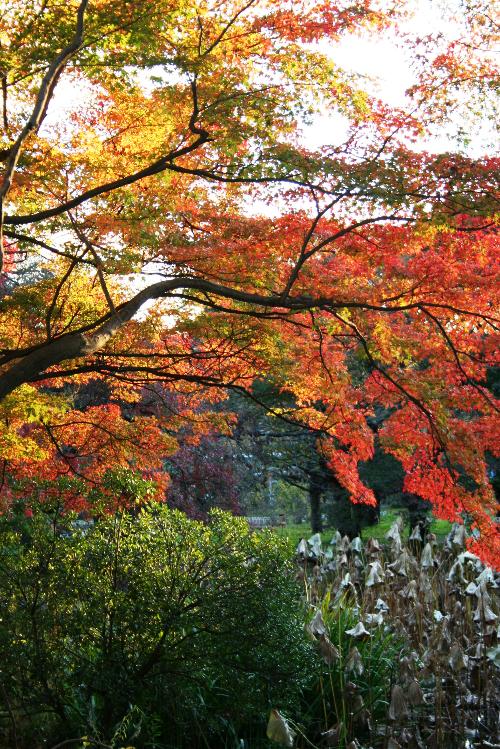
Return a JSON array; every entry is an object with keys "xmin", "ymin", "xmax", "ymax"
[
  {"xmin": 42, "ymin": 0, "xmax": 496, "ymax": 159},
  {"xmin": 301, "ymin": 0, "xmax": 497, "ymax": 155}
]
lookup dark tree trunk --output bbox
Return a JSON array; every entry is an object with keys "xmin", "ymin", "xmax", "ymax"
[
  {"xmin": 365, "ymin": 496, "xmax": 381, "ymax": 526},
  {"xmin": 0, "ymin": 277, "xmax": 346, "ymax": 402},
  {"xmin": 309, "ymin": 476, "xmax": 323, "ymax": 533},
  {"xmin": 405, "ymin": 493, "xmax": 432, "ymax": 535}
]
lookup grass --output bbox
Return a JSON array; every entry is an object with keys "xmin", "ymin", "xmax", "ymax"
[
  {"xmin": 274, "ymin": 524, "xmax": 331, "ymax": 549},
  {"xmin": 274, "ymin": 508, "xmax": 453, "ymax": 549}
]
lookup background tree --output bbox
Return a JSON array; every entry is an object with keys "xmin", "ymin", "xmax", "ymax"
[{"xmin": 0, "ymin": 0, "xmax": 498, "ymax": 563}]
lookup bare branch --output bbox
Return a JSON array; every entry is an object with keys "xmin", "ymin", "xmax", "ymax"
[
  {"xmin": 4, "ymin": 230, "xmax": 97, "ymax": 265},
  {"xmin": 45, "ymin": 256, "xmax": 82, "ymax": 340},
  {"xmin": 68, "ymin": 214, "xmax": 116, "ymax": 314}
]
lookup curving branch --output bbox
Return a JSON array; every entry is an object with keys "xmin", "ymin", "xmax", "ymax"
[
  {"xmin": 3, "ymin": 132, "xmax": 211, "ymax": 228},
  {"xmin": 0, "ymin": 271, "xmax": 496, "ymax": 405},
  {"xmin": 0, "ymin": 0, "xmax": 90, "ymax": 272}
]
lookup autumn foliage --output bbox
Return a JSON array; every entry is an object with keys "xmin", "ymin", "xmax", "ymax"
[{"xmin": 0, "ymin": 1, "xmax": 498, "ymax": 565}]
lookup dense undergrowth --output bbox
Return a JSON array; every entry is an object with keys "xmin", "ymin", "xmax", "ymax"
[
  {"xmin": 0, "ymin": 504, "xmax": 311, "ymax": 748},
  {"xmin": 0, "ymin": 506, "xmax": 497, "ymax": 748}
]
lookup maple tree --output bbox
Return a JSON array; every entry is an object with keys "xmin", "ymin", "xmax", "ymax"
[{"xmin": 0, "ymin": 0, "xmax": 498, "ymax": 565}]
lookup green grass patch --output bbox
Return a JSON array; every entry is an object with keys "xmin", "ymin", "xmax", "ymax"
[
  {"xmin": 274, "ymin": 509, "xmax": 452, "ymax": 550},
  {"xmin": 274, "ymin": 524, "xmax": 331, "ymax": 549}
]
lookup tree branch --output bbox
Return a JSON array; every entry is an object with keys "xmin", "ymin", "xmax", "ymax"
[
  {"xmin": 0, "ymin": 274, "xmax": 496, "ymax": 404},
  {"xmin": 0, "ymin": 0, "xmax": 89, "ymax": 272}
]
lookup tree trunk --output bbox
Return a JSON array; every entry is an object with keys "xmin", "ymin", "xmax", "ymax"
[{"xmin": 309, "ymin": 476, "xmax": 322, "ymax": 533}]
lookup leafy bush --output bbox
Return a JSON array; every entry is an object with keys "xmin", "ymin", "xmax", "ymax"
[{"xmin": 0, "ymin": 504, "xmax": 313, "ymax": 748}]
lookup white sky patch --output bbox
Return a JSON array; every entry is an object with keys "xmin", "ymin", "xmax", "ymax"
[
  {"xmin": 300, "ymin": 0, "xmax": 497, "ymax": 155},
  {"xmin": 38, "ymin": 75, "xmax": 97, "ymax": 142}
]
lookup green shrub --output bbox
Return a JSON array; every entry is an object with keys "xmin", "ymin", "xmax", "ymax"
[{"xmin": 0, "ymin": 504, "xmax": 313, "ymax": 748}]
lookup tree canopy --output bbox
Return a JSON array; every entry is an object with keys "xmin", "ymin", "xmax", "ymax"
[{"xmin": 0, "ymin": 0, "xmax": 498, "ymax": 565}]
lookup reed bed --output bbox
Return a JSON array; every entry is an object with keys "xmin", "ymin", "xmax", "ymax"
[{"xmin": 286, "ymin": 519, "xmax": 499, "ymax": 749}]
